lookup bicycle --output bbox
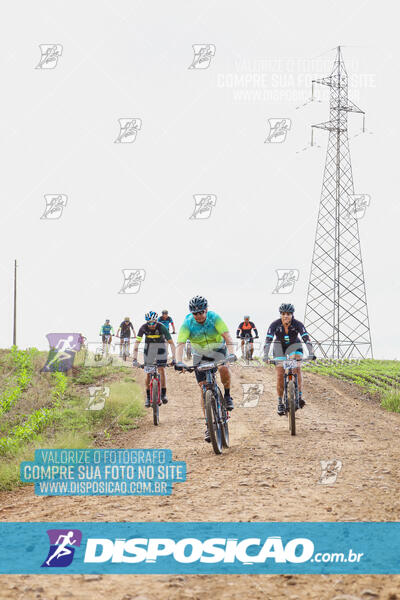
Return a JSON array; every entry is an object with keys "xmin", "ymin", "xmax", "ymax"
[
  {"xmin": 243, "ymin": 334, "xmax": 252, "ymax": 361},
  {"xmin": 134, "ymin": 361, "xmax": 173, "ymax": 426},
  {"xmin": 95, "ymin": 334, "xmax": 113, "ymax": 362},
  {"xmin": 270, "ymin": 356, "xmax": 314, "ymax": 436},
  {"xmin": 180, "ymin": 355, "xmax": 237, "ymax": 455},
  {"xmin": 119, "ymin": 336, "xmax": 130, "ymax": 361},
  {"xmin": 102, "ymin": 334, "xmax": 113, "ymax": 359}
]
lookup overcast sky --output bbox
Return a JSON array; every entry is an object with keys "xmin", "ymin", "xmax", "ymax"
[{"xmin": 0, "ymin": 1, "xmax": 396, "ymax": 358}]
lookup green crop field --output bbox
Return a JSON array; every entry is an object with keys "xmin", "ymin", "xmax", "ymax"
[
  {"xmin": 303, "ymin": 358, "xmax": 400, "ymax": 412},
  {"xmin": 0, "ymin": 347, "xmax": 145, "ymax": 490}
]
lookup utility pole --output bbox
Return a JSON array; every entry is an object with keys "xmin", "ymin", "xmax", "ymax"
[
  {"xmin": 13, "ymin": 259, "xmax": 17, "ymax": 347},
  {"xmin": 305, "ymin": 47, "xmax": 373, "ymax": 359}
]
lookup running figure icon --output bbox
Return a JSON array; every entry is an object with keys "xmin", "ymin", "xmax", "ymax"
[
  {"xmin": 46, "ymin": 335, "xmax": 77, "ymax": 368},
  {"xmin": 41, "ymin": 528, "xmax": 82, "ymax": 568},
  {"xmin": 45, "ymin": 531, "xmax": 77, "ymax": 566}
]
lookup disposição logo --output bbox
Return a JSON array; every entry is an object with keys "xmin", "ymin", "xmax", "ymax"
[{"xmin": 41, "ymin": 529, "xmax": 82, "ymax": 568}]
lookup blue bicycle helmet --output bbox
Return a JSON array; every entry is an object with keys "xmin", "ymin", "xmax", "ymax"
[
  {"xmin": 279, "ymin": 303, "xmax": 295, "ymax": 314},
  {"xmin": 145, "ymin": 311, "xmax": 158, "ymax": 322},
  {"xmin": 189, "ymin": 295, "xmax": 208, "ymax": 313}
]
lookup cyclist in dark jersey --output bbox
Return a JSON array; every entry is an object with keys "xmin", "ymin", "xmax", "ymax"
[
  {"xmin": 236, "ymin": 316, "xmax": 259, "ymax": 360},
  {"xmin": 117, "ymin": 317, "xmax": 136, "ymax": 357},
  {"xmin": 132, "ymin": 311, "xmax": 176, "ymax": 407},
  {"xmin": 263, "ymin": 303, "xmax": 315, "ymax": 415}
]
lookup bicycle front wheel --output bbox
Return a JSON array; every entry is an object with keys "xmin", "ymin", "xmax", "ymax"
[
  {"xmin": 152, "ymin": 379, "xmax": 160, "ymax": 426},
  {"xmin": 205, "ymin": 389, "xmax": 222, "ymax": 454},
  {"xmin": 287, "ymin": 380, "xmax": 296, "ymax": 436}
]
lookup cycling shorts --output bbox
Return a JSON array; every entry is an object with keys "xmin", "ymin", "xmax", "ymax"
[
  {"xmin": 273, "ymin": 341, "xmax": 303, "ymax": 361},
  {"xmin": 143, "ymin": 342, "xmax": 168, "ymax": 367}
]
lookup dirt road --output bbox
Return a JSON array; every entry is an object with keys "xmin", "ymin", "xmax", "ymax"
[{"xmin": 1, "ymin": 363, "xmax": 400, "ymax": 599}]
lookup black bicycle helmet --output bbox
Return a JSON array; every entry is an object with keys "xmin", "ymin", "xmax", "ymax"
[
  {"xmin": 189, "ymin": 295, "xmax": 208, "ymax": 313},
  {"xmin": 279, "ymin": 303, "xmax": 295, "ymax": 314}
]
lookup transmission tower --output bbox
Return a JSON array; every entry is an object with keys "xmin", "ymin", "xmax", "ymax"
[{"xmin": 304, "ymin": 46, "xmax": 373, "ymax": 359}]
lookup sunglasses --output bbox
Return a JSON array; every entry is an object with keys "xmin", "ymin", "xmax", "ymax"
[
  {"xmin": 148, "ymin": 320, "xmax": 157, "ymax": 325},
  {"xmin": 192, "ymin": 310, "xmax": 206, "ymax": 316}
]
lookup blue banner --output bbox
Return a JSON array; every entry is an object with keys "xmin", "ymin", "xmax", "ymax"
[{"xmin": 0, "ymin": 522, "xmax": 399, "ymax": 574}]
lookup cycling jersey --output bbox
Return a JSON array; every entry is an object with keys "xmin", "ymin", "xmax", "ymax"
[
  {"xmin": 157, "ymin": 316, "xmax": 174, "ymax": 331},
  {"xmin": 237, "ymin": 321, "xmax": 258, "ymax": 338},
  {"xmin": 119, "ymin": 321, "xmax": 135, "ymax": 338},
  {"xmin": 177, "ymin": 311, "xmax": 228, "ymax": 355},
  {"xmin": 99, "ymin": 324, "xmax": 114, "ymax": 336},
  {"xmin": 263, "ymin": 318, "xmax": 313, "ymax": 358},
  {"xmin": 136, "ymin": 323, "xmax": 171, "ymax": 343},
  {"xmin": 136, "ymin": 323, "xmax": 171, "ymax": 366}
]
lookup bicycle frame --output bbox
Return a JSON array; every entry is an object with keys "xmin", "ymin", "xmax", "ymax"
[
  {"xmin": 195, "ymin": 356, "xmax": 236, "ymax": 453},
  {"xmin": 198, "ymin": 364, "xmax": 217, "ymax": 390},
  {"xmin": 143, "ymin": 364, "xmax": 162, "ymax": 406},
  {"xmin": 138, "ymin": 361, "xmax": 173, "ymax": 407},
  {"xmin": 273, "ymin": 356, "xmax": 313, "ymax": 411}
]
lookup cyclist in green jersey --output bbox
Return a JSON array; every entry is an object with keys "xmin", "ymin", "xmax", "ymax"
[
  {"xmin": 175, "ymin": 295, "xmax": 236, "ymax": 442},
  {"xmin": 99, "ymin": 319, "xmax": 114, "ymax": 354}
]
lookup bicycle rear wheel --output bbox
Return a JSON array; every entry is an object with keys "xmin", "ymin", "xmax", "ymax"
[
  {"xmin": 152, "ymin": 379, "xmax": 160, "ymax": 426},
  {"xmin": 287, "ymin": 380, "xmax": 296, "ymax": 436},
  {"xmin": 205, "ymin": 389, "xmax": 222, "ymax": 454},
  {"xmin": 218, "ymin": 388, "xmax": 230, "ymax": 448}
]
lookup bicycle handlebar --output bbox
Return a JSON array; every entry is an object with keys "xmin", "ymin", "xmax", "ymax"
[
  {"xmin": 178, "ymin": 354, "xmax": 237, "ymax": 372},
  {"xmin": 135, "ymin": 362, "xmax": 174, "ymax": 369},
  {"xmin": 270, "ymin": 356, "xmax": 315, "ymax": 366}
]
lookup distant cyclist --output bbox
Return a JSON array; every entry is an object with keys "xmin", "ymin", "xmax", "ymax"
[
  {"xmin": 262, "ymin": 303, "xmax": 315, "ymax": 415},
  {"xmin": 158, "ymin": 310, "xmax": 176, "ymax": 334},
  {"xmin": 236, "ymin": 315, "xmax": 259, "ymax": 360},
  {"xmin": 132, "ymin": 311, "xmax": 176, "ymax": 407},
  {"xmin": 99, "ymin": 319, "xmax": 114, "ymax": 354},
  {"xmin": 174, "ymin": 295, "xmax": 236, "ymax": 443},
  {"xmin": 117, "ymin": 317, "xmax": 136, "ymax": 357}
]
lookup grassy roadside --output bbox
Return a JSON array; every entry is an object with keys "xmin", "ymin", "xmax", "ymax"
[
  {"xmin": 303, "ymin": 359, "xmax": 400, "ymax": 413},
  {"xmin": 0, "ymin": 356, "xmax": 145, "ymax": 491}
]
